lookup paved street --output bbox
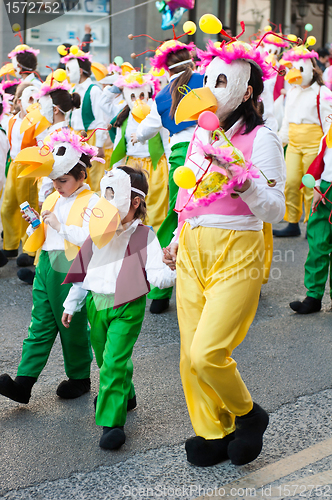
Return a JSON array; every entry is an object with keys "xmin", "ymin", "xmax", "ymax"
[{"xmin": 1, "ymin": 220, "xmax": 332, "ymax": 499}]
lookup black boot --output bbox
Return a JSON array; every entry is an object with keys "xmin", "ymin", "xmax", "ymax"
[
  {"xmin": 227, "ymin": 403, "xmax": 269, "ymax": 465},
  {"xmin": 0, "ymin": 374, "xmax": 36, "ymax": 404},
  {"xmin": 94, "ymin": 394, "xmax": 137, "ymax": 412},
  {"xmin": 273, "ymin": 223, "xmax": 301, "ymax": 237},
  {"xmin": 149, "ymin": 298, "xmax": 169, "ymax": 314},
  {"xmin": 99, "ymin": 426, "xmax": 126, "ymax": 450},
  {"xmin": 56, "ymin": 378, "xmax": 90, "ymax": 399},
  {"xmin": 17, "ymin": 268, "xmax": 35, "ymax": 285},
  {"xmin": 17, "ymin": 253, "xmax": 35, "ymax": 267},
  {"xmin": 290, "ymin": 296, "xmax": 321, "ymax": 314},
  {"xmin": 0, "ymin": 251, "xmax": 8, "ymax": 268},
  {"xmin": 2, "ymin": 249, "xmax": 19, "ymax": 258},
  {"xmin": 185, "ymin": 432, "xmax": 235, "ymax": 467}
]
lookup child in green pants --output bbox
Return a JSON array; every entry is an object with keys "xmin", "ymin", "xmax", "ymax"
[
  {"xmin": 62, "ymin": 166, "xmax": 176, "ymax": 450},
  {"xmin": 0, "ymin": 128, "xmax": 101, "ymax": 403}
]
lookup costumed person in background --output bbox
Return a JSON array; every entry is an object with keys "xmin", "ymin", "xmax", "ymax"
[
  {"xmin": 163, "ymin": 20, "xmax": 286, "ymax": 467},
  {"xmin": 0, "ymin": 79, "xmax": 21, "ymax": 132},
  {"xmin": 0, "ymin": 129, "xmax": 101, "ymax": 404},
  {"xmin": 8, "ymin": 43, "xmax": 42, "ymax": 88},
  {"xmin": 110, "ymin": 70, "xmax": 170, "ymax": 234},
  {"xmin": 60, "ymin": 44, "xmax": 108, "ymax": 191},
  {"xmin": 0, "ymin": 83, "xmax": 40, "ymax": 265},
  {"xmin": 0, "ymin": 88, "xmax": 10, "ymax": 266},
  {"xmin": 290, "ymin": 118, "xmax": 332, "ymax": 314},
  {"xmin": 130, "ymin": 25, "xmax": 203, "ymax": 314},
  {"xmin": 61, "ymin": 166, "xmax": 176, "ymax": 450},
  {"xmin": 16, "ymin": 69, "xmax": 81, "ymax": 284},
  {"xmin": 274, "ymin": 40, "xmax": 332, "ymax": 237}
]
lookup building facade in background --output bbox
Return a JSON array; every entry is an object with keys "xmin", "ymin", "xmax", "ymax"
[{"xmin": 0, "ymin": 0, "xmax": 332, "ymax": 76}]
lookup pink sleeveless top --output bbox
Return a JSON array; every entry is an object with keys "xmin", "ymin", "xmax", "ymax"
[{"xmin": 175, "ymin": 124, "xmax": 262, "ymax": 225}]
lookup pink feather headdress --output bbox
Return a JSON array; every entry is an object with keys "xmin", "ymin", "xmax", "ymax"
[
  {"xmin": 114, "ymin": 72, "xmax": 160, "ymax": 98},
  {"xmin": 263, "ymin": 33, "xmax": 289, "ymax": 48},
  {"xmin": 0, "ymin": 79, "xmax": 21, "ymax": 91},
  {"xmin": 108, "ymin": 63, "xmax": 121, "ymax": 74},
  {"xmin": 197, "ymin": 40, "xmax": 274, "ymax": 81},
  {"xmin": 150, "ymin": 40, "xmax": 195, "ymax": 72},
  {"xmin": 61, "ymin": 52, "xmax": 92, "ymax": 64},
  {"xmin": 8, "ymin": 44, "xmax": 40, "ymax": 59},
  {"xmin": 45, "ymin": 128, "xmax": 105, "ymax": 163},
  {"xmin": 280, "ymin": 46, "xmax": 318, "ymax": 63},
  {"xmin": 0, "ymin": 88, "xmax": 12, "ymax": 121},
  {"xmin": 34, "ymin": 80, "xmax": 71, "ymax": 100}
]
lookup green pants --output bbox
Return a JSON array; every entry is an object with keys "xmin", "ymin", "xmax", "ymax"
[
  {"xmin": 17, "ymin": 250, "xmax": 92, "ymax": 379},
  {"xmin": 148, "ymin": 141, "xmax": 189, "ymax": 301},
  {"xmin": 305, "ymin": 180, "xmax": 332, "ymax": 300},
  {"xmin": 86, "ymin": 293, "xmax": 146, "ymax": 427}
]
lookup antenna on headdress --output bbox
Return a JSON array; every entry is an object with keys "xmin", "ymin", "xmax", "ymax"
[
  {"xmin": 14, "ymin": 31, "xmax": 23, "ymax": 44},
  {"xmin": 256, "ymin": 31, "xmax": 295, "ymax": 49}
]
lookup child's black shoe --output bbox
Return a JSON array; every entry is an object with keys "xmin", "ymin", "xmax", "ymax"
[
  {"xmin": 56, "ymin": 378, "xmax": 90, "ymax": 399},
  {"xmin": 149, "ymin": 298, "xmax": 169, "ymax": 314},
  {"xmin": 185, "ymin": 432, "xmax": 235, "ymax": 467},
  {"xmin": 99, "ymin": 426, "xmax": 126, "ymax": 450},
  {"xmin": 0, "ymin": 374, "xmax": 36, "ymax": 403},
  {"xmin": 290, "ymin": 296, "xmax": 321, "ymax": 314}
]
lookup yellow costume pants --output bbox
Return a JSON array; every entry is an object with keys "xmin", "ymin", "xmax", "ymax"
[
  {"xmin": 104, "ymin": 147, "xmax": 113, "ymax": 171},
  {"xmin": 262, "ymin": 222, "xmax": 273, "ymax": 285},
  {"xmin": 74, "ymin": 130, "xmax": 105, "ymax": 193},
  {"xmin": 176, "ymin": 224, "xmax": 265, "ymax": 439},
  {"xmin": 1, "ymin": 161, "xmax": 38, "ymax": 252},
  {"xmin": 285, "ymin": 123, "xmax": 322, "ymax": 224},
  {"xmin": 126, "ymin": 155, "xmax": 169, "ymax": 233}
]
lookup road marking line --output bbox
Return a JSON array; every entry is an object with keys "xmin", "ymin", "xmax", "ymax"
[{"xmin": 195, "ymin": 437, "xmax": 332, "ymax": 499}]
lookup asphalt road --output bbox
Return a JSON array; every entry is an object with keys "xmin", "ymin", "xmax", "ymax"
[{"xmin": 1, "ymin": 220, "xmax": 332, "ymax": 499}]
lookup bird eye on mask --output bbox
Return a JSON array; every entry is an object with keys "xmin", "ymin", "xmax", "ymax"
[
  {"xmin": 123, "ymin": 85, "xmax": 150, "ymax": 110},
  {"xmin": 204, "ymin": 58, "xmax": 251, "ymax": 121}
]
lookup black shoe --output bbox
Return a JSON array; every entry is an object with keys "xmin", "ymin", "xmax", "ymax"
[
  {"xmin": 2, "ymin": 249, "xmax": 19, "ymax": 258},
  {"xmin": 56, "ymin": 378, "xmax": 91, "ymax": 399},
  {"xmin": 227, "ymin": 403, "xmax": 269, "ymax": 465},
  {"xmin": 17, "ymin": 253, "xmax": 35, "ymax": 267},
  {"xmin": 290, "ymin": 296, "xmax": 321, "ymax": 314},
  {"xmin": 273, "ymin": 223, "xmax": 301, "ymax": 237},
  {"xmin": 17, "ymin": 268, "xmax": 35, "ymax": 285},
  {"xmin": 0, "ymin": 374, "xmax": 36, "ymax": 404},
  {"xmin": 0, "ymin": 251, "xmax": 8, "ymax": 268},
  {"xmin": 94, "ymin": 394, "xmax": 137, "ymax": 412},
  {"xmin": 185, "ymin": 432, "xmax": 235, "ymax": 467},
  {"xmin": 99, "ymin": 426, "xmax": 126, "ymax": 450},
  {"xmin": 149, "ymin": 298, "xmax": 170, "ymax": 314}
]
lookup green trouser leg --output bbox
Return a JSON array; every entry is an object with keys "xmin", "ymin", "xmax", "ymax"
[
  {"xmin": 86, "ymin": 293, "xmax": 146, "ymax": 427},
  {"xmin": 17, "ymin": 250, "xmax": 92, "ymax": 379},
  {"xmin": 148, "ymin": 141, "xmax": 189, "ymax": 301},
  {"xmin": 304, "ymin": 180, "xmax": 332, "ymax": 300}
]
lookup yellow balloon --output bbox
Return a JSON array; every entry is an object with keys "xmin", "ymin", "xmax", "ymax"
[
  {"xmin": 70, "ymin": 45, "xmax": 79, "ymax": 55},
  {"xmin": 12, "ymin": 23, "xmax": 21, "ymax": 32},
  {"xmin": 53, "ymin": 69, "xmax": 67, "ymax": 82},
  {"xmin": 183, "ymin": 20, "xmax": 196, "ymax": 35},
  {"xmin": 57, "ymin": 44, "xmax": 67, "ymax": 56},
  {"xmin": 199, "ymin": 14, "xmax": 222, "ymax": 35},
  {"xmin": 264, "ymin": 25, "xmax": 272, "ymax": 31},
  {"xmin": 287, "ymin": 34, "xmax": 298, "ymax": 42},
  {"xmin": 173, "ymin": 166, "xmax": 196, "ymax": 189},
  {"xmin": 307, "ymin": 36, "xmax": 316, "ymax": 46}
]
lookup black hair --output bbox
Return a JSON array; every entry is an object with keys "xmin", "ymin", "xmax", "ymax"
[
  {"xmin": 167, "ymin": 48, "xmax": 194, "ymax": 119},
  {"xmin": 117, "ymin": 165, "xmax": 149, "ymax": 221},
  {"xmin": 0, "ymin": 103, "xmax": 3, "ymax": 117},
  {"xmin": 66, "ymin": 153, "xmax": 91, "ymax": 180},
  {"xmin": 16, "ymin": 52, "xmax": 38, "ymax": 72},
  {"xmin": 4, "ymin": 84, "xmax": 18, "ymax": 96},
  {"xmin": 114, "ymin": 105, "xmax": 130, "ymax": 128},
  {"xmin": 311, "ymin": 58, "xmax": 324, "ymax": 86},
  {"xmin": 222, "ymin": 63, "xmax": 265, "ymax": 134},
  {"xmin": 78, "ymin": 58, "xmax": 92, "ymax": 77},
  {"xmin": 318, "ymin": 47, "xmax": 329, "ymax": 59},
  {"xmin": 51, "ymin": 89, "xmax": 81, "ymax": 113}
]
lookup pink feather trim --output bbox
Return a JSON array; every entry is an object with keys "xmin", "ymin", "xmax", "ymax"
[
  {"xmin": 263, "ymin": 34, "xmax": 289, "ymax": 48},
  {"xmin": 0, "ymin": 79, "xmax": 21, "ymax": 91},
  {"xmin": 108, "ymin": 63, "xmax": 121, "ymax": 74},
  {"xmin": 114, "ymin": 73, "xmax": 158, "ymax": 98},
  {"xmin": 197, "ymin": 40, "xmax": 274, "ymax": 81},
  {"xmin": 281, "ymin": 47, "xmax": 318, "ymax": 63},
  {"xmin": 45, "ymin": 128, "xmax": 105, "ymax": 163},
  {"xmin": 60, "ymin": 52, "xmax": 93, "ymax": 64},
  {"xmin": 0, "ymin": 89, "xmax": 12, "ymax": 121},
  {"xmin": 150, "ymin": 41, "xmax": 195, "ymax": 71},
  {"xmin": 34, "ymin": 81, "xmax": 71, "ymax": 99},
  {"xmin": 8, "ymin": 47, "xmax": 40, "ymax": 58}
]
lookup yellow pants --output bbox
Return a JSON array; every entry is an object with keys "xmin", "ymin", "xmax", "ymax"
[
  {"xmin": 285, "ymin": 123, "xmax": 322, "ymax": 224},
  {"xmin": 262, "ymin": 222, "xmax": 273, "ymax": 285},
  {"xmin": 126, "ymin": 155, "xmax": 169, "ymax": 233},
  {"xmin": 176, "ymin": 224, "xmax": 265, "ymax": 439},
  {"xmin": 74, "ymin": 129, "xmax": 105, "ymax": 193},
  {"xmin": 104, "ymin": 147, "xmax": 113, "ymax": 171},
  {"xmin": 1, "ymin": 161, "xmax": 38, "ymax": 252}
]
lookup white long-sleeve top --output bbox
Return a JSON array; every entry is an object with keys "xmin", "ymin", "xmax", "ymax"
[
  {"xmin": 278, "ymin": 82, "xmax": 332, "ymax": 146},
  {"xmin": 63, "ymin": 218, "xmax": 176, "ymax": 314},
  {"xmin": 112, "ymin": 108, "xmax": 171, "ymax": 167},
  {"xmin": 70, "ymin": 78, "xmax": 107, "ymax": 147},
  {"xmin": 35, "ymin": 184, "xmax": 99, "ymax": 251},
  {"xmin": 99, "ymin": 87, "xmax": 126, "ymax": 121},
  {"xmin": 181, "ymin": 120, "xmax": 286, "ymax": 233},
  {"xmin": 261, "ymin": 76, "xmax": 278, "ymax": 133}
]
